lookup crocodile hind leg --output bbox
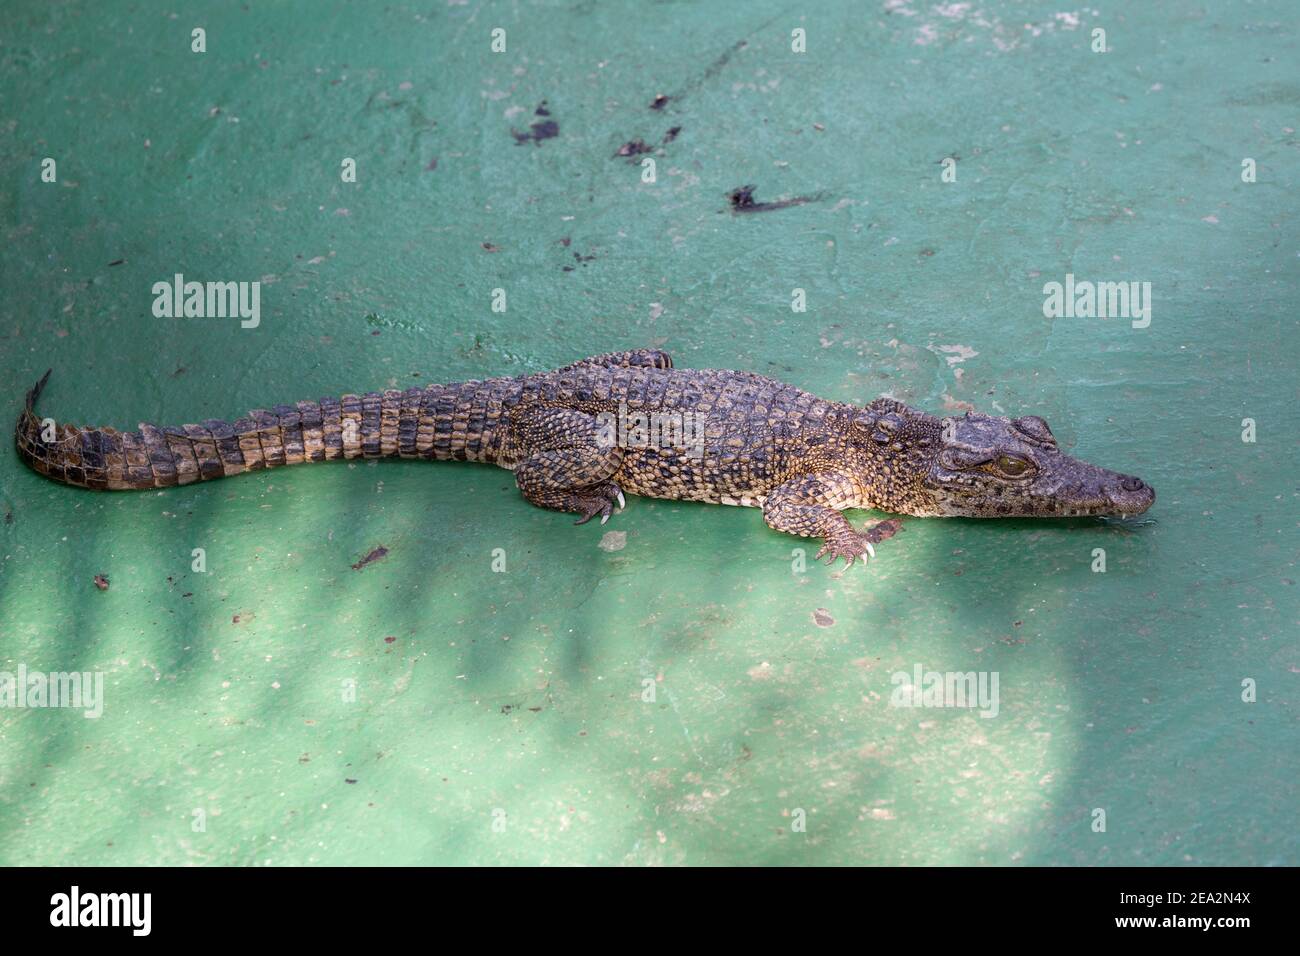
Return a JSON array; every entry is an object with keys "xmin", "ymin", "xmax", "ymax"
[
  {"xmin": 762, "ymin": 472, "xmax": 875, "ymax": 568},
  {"xmin": 507, "ymin": 406, "xmax": 627, "ymax": 525}
]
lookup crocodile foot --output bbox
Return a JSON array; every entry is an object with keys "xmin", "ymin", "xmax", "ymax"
[
  {"xmin": 573, "ymin": 482, "xmax": 627, "ymax": 525},
  {"xmin": 815, "ymin": 529, "xmax": 876, "ymax": 568}
]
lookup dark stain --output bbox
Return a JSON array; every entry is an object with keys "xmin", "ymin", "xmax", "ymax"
[
  {"xmin": 384, "ymin": 636, "xmax": 396, "ymax": 644},
  {"xmin": 107, "ymin": 259, "xmax": 125, "ymax": 267},
  {"xmin": 512, "ymin": 117, "xmax": 559, "ymax": 146},
  {"xmin": 614, "ymin": 126, "xmax": 682, "ymax": 162},
  {"xmin": 862, "ymin": 519, "xmax": 903, "ymax": 545},
  {"xmin": 727, "ymin": 184, "xmax": 825, "ymax": 214},
  {"xmin": 558, "ymin": 237, "xmax": 571, "ymax": 247},
  {"xmin": 659, "ymin": 11, "xmax": 786, "ymax": 104},
  {"xmin": 93, "ymin": 574, "xmax": 110, "ymax": 591},
  {"xmin": 650, "ymin": 93, "xmax": 670, "ymax": 110},
  {"xmin": 703, "ymin": 39, "xmax": 747, "ymax": 86},
  {"xmin": 614, "ymin": 138, "xmax": 652, "ymax": 159},
  {"xmin": 345, "ymin": 778, "xmax": 358, "ymax": 784},
  {"xmin": 351, "ymin": 545, "xmax": 389, "ymax": 570},
  {"xmin": 171, "ymin": 365, "xmax": 187, "ymax": 378},
  {"xmin": 424, "ymin": 157, "xmax": 438, "ymax": 172},
  {"xmin": 534, "ymin": 100, "xmax": 551, "ymax": 116},
  {"xmin": 482, "ymin": 242, "xmax": 500, "ymax": 252},
  {"xmin": 3, "ymin": 510, "xmax": 12, "ymax": 525}
]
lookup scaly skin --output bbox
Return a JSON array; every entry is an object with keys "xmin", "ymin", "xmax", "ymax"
[{"xmin": 14, "ymin": 349, "xmax": 1155, "ymax": 567}]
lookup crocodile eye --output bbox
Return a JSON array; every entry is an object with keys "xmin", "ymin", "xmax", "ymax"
[{"xmin": 996, "ymin": 455, "xmax": 1030, "ymax": 476}]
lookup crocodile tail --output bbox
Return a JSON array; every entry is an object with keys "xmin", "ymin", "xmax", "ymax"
[{"xmin": 13, "ymin": 373, "xmax": 479, "ymax": 491}]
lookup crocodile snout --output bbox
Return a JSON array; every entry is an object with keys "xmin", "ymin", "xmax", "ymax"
[{"xmin": 1105, "ymin": 474, "xmax": 1155, "ymax": 516}]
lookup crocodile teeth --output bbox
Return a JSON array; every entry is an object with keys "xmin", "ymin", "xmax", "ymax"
[
  {"xmin": 600, "ymin": 512, "xmax": 610, "ymax": 525},
  {"xmin": 616, "ymin": 489, "xmax": 626, "ymax": 510}
]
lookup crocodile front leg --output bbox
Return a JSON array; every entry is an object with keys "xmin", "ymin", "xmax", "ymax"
[
  {"xmin": 507, "ymin": 406, "xmax": 627, "ymax": 525},
  {"xmin": 762, "ymin": 472, "xmax": 875, "ymax": 568}
]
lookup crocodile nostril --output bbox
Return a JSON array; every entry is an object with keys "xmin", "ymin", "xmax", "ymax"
[{"xmin": 1120, "ymin": 476, "xmax": 1146, "ymax": 492}]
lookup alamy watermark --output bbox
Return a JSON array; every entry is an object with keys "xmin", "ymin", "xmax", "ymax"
[
  {"xmin": 890, "ymin": 663, "xmax": 999, "ymax": 718},
  {"xmin": 596, "ymin": 402, "xmax": 705, "ymax": 460},
  {"xmin": 0, "ymin": 664, "xmax": 105, "ymax": 718},
  {"xmin": 1042, "ymin": 273, "xmax": 1151, "ymax": 328},
  {"xmin": 50, "ymin": 886, "xmax": 150, "ymax": 936},
  {"xmin": 151, "ymin": 273, "xmax": 260, "ymax": 328}
]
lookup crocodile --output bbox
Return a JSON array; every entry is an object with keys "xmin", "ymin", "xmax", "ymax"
[{"xmin": 14, "ymin": 348, "xmax": 1154, "ymax": 566}]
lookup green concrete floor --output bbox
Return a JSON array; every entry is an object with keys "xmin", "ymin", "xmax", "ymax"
[{"xmin": 0, "ymin": 1, "xmax": 1295, "ymax": 865}]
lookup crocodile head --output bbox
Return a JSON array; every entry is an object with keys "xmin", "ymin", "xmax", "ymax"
[{"xmin": 912, "ymin": 410, "xmax": 1155, "ymax": 518}]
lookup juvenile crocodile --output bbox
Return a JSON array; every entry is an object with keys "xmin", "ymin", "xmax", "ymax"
[{"xmin": 14, "ymin": 348, "xmax": 1154, "ymax": 566}]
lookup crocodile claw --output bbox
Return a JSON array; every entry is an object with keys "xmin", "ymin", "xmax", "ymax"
[
  {"xmin": 573, "ymin": 500, "xmax": 614, "ymax": 525},
  {"xmin": 573, "ymin": 482, "xmax": 624, "ymax": 525},
  {"xmin": 815, "ymin": 534, "xmax": 875, "ymax": 569}
]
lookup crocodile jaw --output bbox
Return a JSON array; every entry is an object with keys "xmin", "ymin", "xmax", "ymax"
[{"xmin": 919, "ymin": 452, "xmax": 1156, "ymax": 518}]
